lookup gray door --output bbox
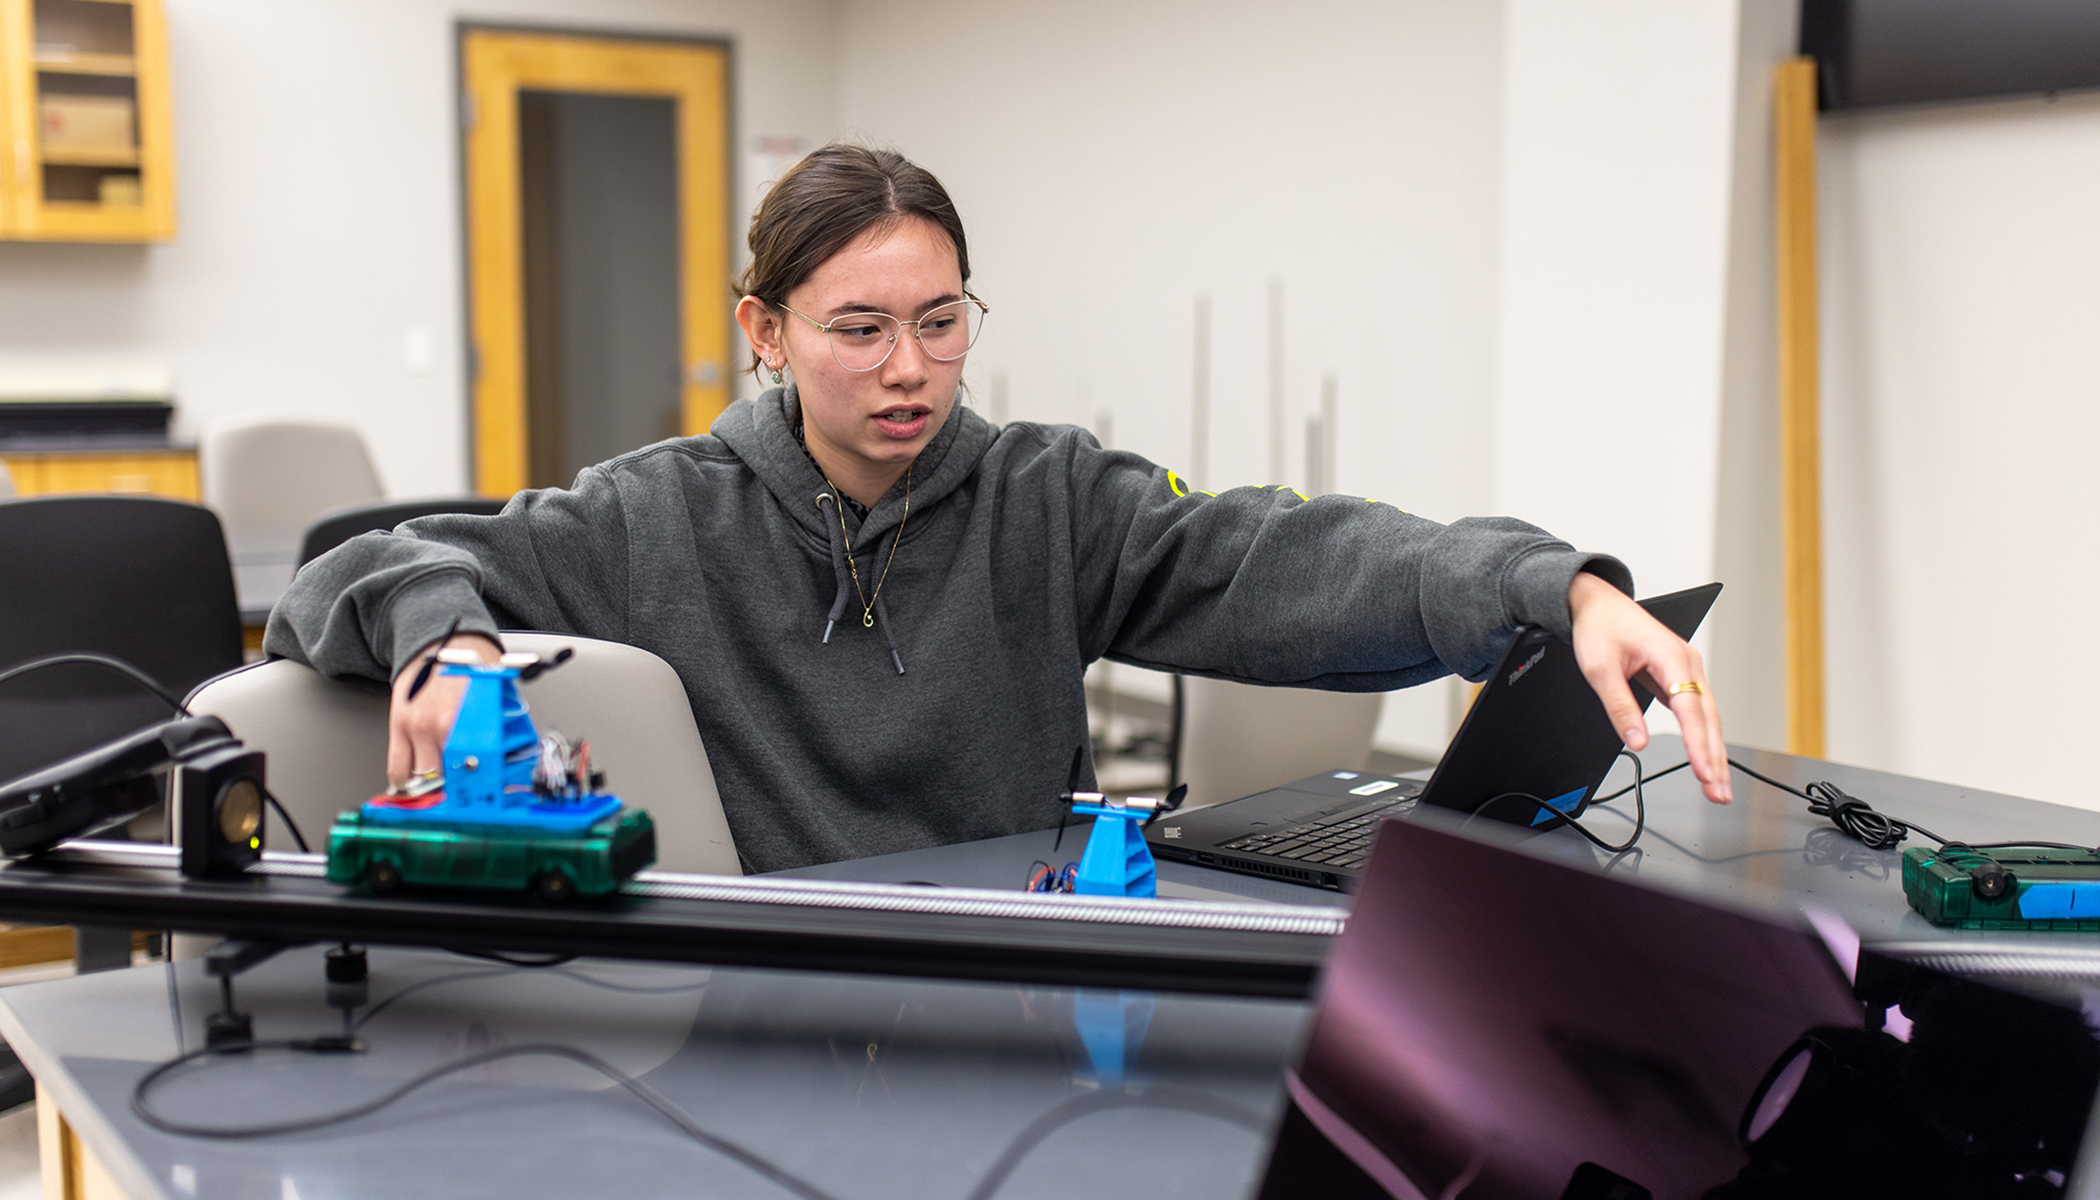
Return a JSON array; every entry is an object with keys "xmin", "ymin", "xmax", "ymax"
[{"xmin": 517, "ymin": 90, "xmax": 682, "ymax": 489}]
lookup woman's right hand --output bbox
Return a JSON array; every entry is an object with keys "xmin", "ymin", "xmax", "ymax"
[{"xmin": 387, "ymin": 632, "xmax": 504, "ymax": 787}]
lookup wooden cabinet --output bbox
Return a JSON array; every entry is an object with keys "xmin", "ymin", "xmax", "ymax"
[
  {"xmin": 0, "ymin": 446, "xmax": 197, "ymax": 498},
  {"xmin": 0, "ymin": 0, "xmax": 175, "ymax": 241}
]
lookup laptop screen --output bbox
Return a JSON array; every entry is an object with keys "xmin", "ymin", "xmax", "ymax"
[{"xmin": 1257, "ymin": 816, "xmax": 2100, "ymax": 1199}]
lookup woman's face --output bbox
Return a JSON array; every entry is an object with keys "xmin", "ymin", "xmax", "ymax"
[{"xmin": 756, "ymin": 216, "xmax": 969, "ymax": 490}]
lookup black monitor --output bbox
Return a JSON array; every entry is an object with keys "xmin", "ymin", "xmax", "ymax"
[{"xmin": 1804, "ymin": 0, "xmax": 2100, "ymax": 111}]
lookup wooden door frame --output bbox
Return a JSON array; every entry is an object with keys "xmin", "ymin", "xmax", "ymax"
[
  {"xmin": 458, "ymin": 24, "xmax": 732, "ymax": 497},
  {"xmin": 1773, "ymin": 57, "xmax": 1824, "ymax": 759}
]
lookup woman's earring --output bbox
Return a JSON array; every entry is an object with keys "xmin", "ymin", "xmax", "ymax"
[{"xmin": 768, "ymin": 361, "xmax": 783, "ymax": 386}]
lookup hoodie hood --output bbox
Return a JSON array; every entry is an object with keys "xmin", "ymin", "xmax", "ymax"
[
  {"xmin": 710, "ymin": 384, "xmax": 997, "ymax": 673},
  {"xmin": 709, "ymin": 384, "xmax": 994, "ymax": 546}
]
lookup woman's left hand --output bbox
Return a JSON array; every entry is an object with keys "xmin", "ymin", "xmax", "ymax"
[{"xmin": 1567, "ymin": 572, "xmax": 1732, "ymax": 804}]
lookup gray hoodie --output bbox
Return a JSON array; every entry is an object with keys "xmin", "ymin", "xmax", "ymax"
[{"xmin": 265, "ymin": 386, "xmax": 1629, "ymax": 872}]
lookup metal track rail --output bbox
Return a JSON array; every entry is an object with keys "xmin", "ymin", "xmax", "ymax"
[{"xmin": 0, "ymin": 841, "xmax": 1344, "ymax": 998}]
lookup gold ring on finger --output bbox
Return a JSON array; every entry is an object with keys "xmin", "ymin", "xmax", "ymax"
[{"xmin": 1666, "ymin": 680, "xmax": 1707, "ymax": 697}]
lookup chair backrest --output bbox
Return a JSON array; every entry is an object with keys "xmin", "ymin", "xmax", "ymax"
[
  {"xmin": 298, "ymin": 496, "xmax": 508, "ymax": 567},
  {"xmin": 0, "ymin": 495, "xmax": 243, "ymax": 782},
  {"xmin": 185, "ymin": 632, "xmax": 740, "ymax": 875},
  {"xmin": 201, "ymin": 420, "xmax": 384, "ymax": 613},
  {"xmin": 1176, "ymin": 677, "xmax": 1385, "ymax": 810}
]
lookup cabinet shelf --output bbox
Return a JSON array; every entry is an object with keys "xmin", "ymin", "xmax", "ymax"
[
  {"xmin": 40, "ymin": 145, "xmax": 136, "ymax": 166},
  {"xmin": 33, "ymin": 50, "xmax": 133, "ymax": 75}
]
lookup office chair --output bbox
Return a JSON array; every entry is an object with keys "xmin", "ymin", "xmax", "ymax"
[
  {"xmin": 297, "ymin": 496, "xmax": 508, "ymax": 567},
  {"xmin": 185, "ymin": 632, "xmax": 741, "ymax": 875},
  {"xmin": 1175, "ymin": 677, "xmax": 1384, "ymax": 810},
  {"xmin": 201, "ymin": 419, "xmax": 384, "ymax": 619},
  {"xmin": 0, "ymin": 495, "xmax": 243, "ymax": 786}
]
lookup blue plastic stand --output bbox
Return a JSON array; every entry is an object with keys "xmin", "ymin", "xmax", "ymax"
[
  {"xmin": 443, "ymin": 660, "xmax": 537, "ymax": 809},
  {"xmin": 360, "ymin": 661, "xmax": 620, "ymax": 832},
  {"xmin": 1071, "ymin": 801, "xmax": 1158, "ymax": 898}
]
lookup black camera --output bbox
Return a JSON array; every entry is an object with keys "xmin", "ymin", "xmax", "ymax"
[{"xmin": 0, "ymin": 714, "xmax": 266, "ymax": 878}]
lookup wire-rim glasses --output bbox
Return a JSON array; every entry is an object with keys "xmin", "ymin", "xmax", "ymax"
[{"xmin": 779, "ymin": 293, "xmax": 989, "ymax": 372}]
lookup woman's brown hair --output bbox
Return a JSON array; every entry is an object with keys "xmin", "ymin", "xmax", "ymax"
[{"xmin": 737, "ymin": 144, "xmax": 970, "ymax": 376}]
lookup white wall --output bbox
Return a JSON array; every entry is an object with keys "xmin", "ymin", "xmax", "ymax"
[
  {"xmin": 833, "ymin": 0, "xmax": 1508, "ymax": 756},
  {"xmin": 1491, "ymin": 0, "xmax": 1742, "ymax": 599},
  {"xmin": 1818, "ymin": 92, "xmax": 2100, "ymax": 810},
  {"xmin": 1708, "ymin": 0, "xmax": 1800, "ymax": 755},
  {"xmin": 836, "ymin": 0, "xmax": 1506, "ymax": 518},
  {"xmin": 0, "ymin": 0, "xmax": 841, "ymax": 496}
]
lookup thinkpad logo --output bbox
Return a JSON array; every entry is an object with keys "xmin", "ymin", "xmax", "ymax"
[{"xmin": 1507, "ymin": 646, "xmax": 1546, "ymax": 686}]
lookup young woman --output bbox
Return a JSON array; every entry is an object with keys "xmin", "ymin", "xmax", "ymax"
[{"xmin": 268, "ymin": 144, "xmax": 1729, "ymax": 874}]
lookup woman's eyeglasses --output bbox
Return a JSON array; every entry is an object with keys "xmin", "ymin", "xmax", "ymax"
[{"xmin": 780, "ymin": 293, "xmax": 989, "ymax": 372}]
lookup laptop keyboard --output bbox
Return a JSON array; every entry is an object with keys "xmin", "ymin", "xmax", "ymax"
[{"xmin": 1217, "ymin": 795, "xmax": 1419, "ymax": 872}]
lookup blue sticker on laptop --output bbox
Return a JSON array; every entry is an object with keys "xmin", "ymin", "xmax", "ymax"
[{"xmin": 1531, "ymin": 787, "xmax": 1586, "ymax": 827}]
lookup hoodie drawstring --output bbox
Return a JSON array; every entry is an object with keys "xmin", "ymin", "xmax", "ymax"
[
  {"xmin": 874, "ymin": 582, "xmax": 905, "ymax": 675},
  {"xmin": 814, "ymin": 492, "xmax": 906, "ymax": 674},
  {"xmin": 816, "ymin": 494, "xmax": 853, "ymax": 644}
]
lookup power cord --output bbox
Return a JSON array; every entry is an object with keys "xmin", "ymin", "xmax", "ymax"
[
  {"xmin": 1589, "ymin": 754, "xmax": 2100, "ymax": 859},
  {"xmin": 131, "ymin": 1033, "xmax": 1267, "ymax": 1200},
  {"xmin": 960, "ymin": 1085, "xmax": 1267, "ymax": 1200},
  {"xmin": 444, "ymin": 947, "xmax": 579, "ymax": 968},
  {"xmin": 135, "ymin": 947, "xmax": 1269, "ymax": 1199},
  {"xmin": 131, "ymin": 1041, "xmax": 844, "ymax": 1200},
  {"xmin": 262, "ymin": 789, "xmax": 309, "ymax": 853},
  {"xmin": 0, "ymin": 651, "xmax": 190, "ymax": 714},
  {"xmin": 1724, "ymin": 759, "xmax": 1944, "ymax": 850}
]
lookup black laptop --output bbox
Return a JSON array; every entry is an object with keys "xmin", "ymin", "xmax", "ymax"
[{"xmin": 1145, "ymin": 583, "xmax": 1722, "ymax": 890}]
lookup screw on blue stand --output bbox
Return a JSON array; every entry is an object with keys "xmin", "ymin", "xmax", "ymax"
[{"xmin": 1055, "ymin": 746, "xmax": 1187, "ymax": 899}]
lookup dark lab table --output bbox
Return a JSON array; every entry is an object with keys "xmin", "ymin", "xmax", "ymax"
[{"xmin": 10, "ymin": 737, "xmax": 2100, "ymax": 1198}]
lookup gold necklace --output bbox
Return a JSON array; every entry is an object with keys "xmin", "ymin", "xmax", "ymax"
[{"xmin": 822, "ymin": 463, "xmax": 912, "ymax": 628}]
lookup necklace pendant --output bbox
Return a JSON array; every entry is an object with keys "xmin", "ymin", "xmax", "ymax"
[{"xmin": 862, "ymin": 612, "xmax": 875, "ymax": 628}]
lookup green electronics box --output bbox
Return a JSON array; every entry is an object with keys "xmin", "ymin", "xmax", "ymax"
[{"xmin": 1902, "ymin": 844, "xmax": 2100, "ymax": 930}]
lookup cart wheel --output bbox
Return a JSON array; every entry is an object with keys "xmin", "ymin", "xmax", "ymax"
[
  {"xmin": 366, "ymin": 858, "xmax": 403, "ymax": 895},
  {"xmin": 531, "ymin": 868, "xmax": 576, "ymax": 904}
]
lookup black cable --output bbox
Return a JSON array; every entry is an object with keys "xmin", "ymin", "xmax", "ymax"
[
  {"xmin": 136, "ymin": 954, "xmax": 1261, "ymax": 1200},
  {"xmin": 354, "ymin": 962, "xmax": 709, "ymax": 1031},
  {"xmin": 0, "ymin": 653, "xmax": 310, "ymax": 853},
  {"xmin": 445, "ymin": 948, "xmax": 578, "ymax": 968},
  {"xmin": 1725, "ymin": 758, "xmax": 2097, "ymax": 854},
  {"xmin": 132, "ymin": 1041, "xmax": 845, "ymax": 1200},
  {"xmin": 1465, "ymin": 748, "xmax": 1648, "ymax": 854},
  {"xmin": 260, "ymin": 788, "xmax": 309, "ymax": 853},
  {"xmin": 1605, "ymin": 754, "xmax": 2100, "ymax": 859},
  {"xmin": 960, "ymin": 1085, "xmax": 1268, "ymax": 1200},
  {"xmin": 1724, "ymin": 759, "xmax": 1943, "ymax": 850},
  {"xmin": 1591, "ymin": 758, "xmax": 1690, "ymax": 804},
  {"xmin": 350, "ymin": 966, "xmax": 516, "ymax": 1030},
  {"xmin": 0, "ymin": 652, "xmax": 188, "ymax": 715}
]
